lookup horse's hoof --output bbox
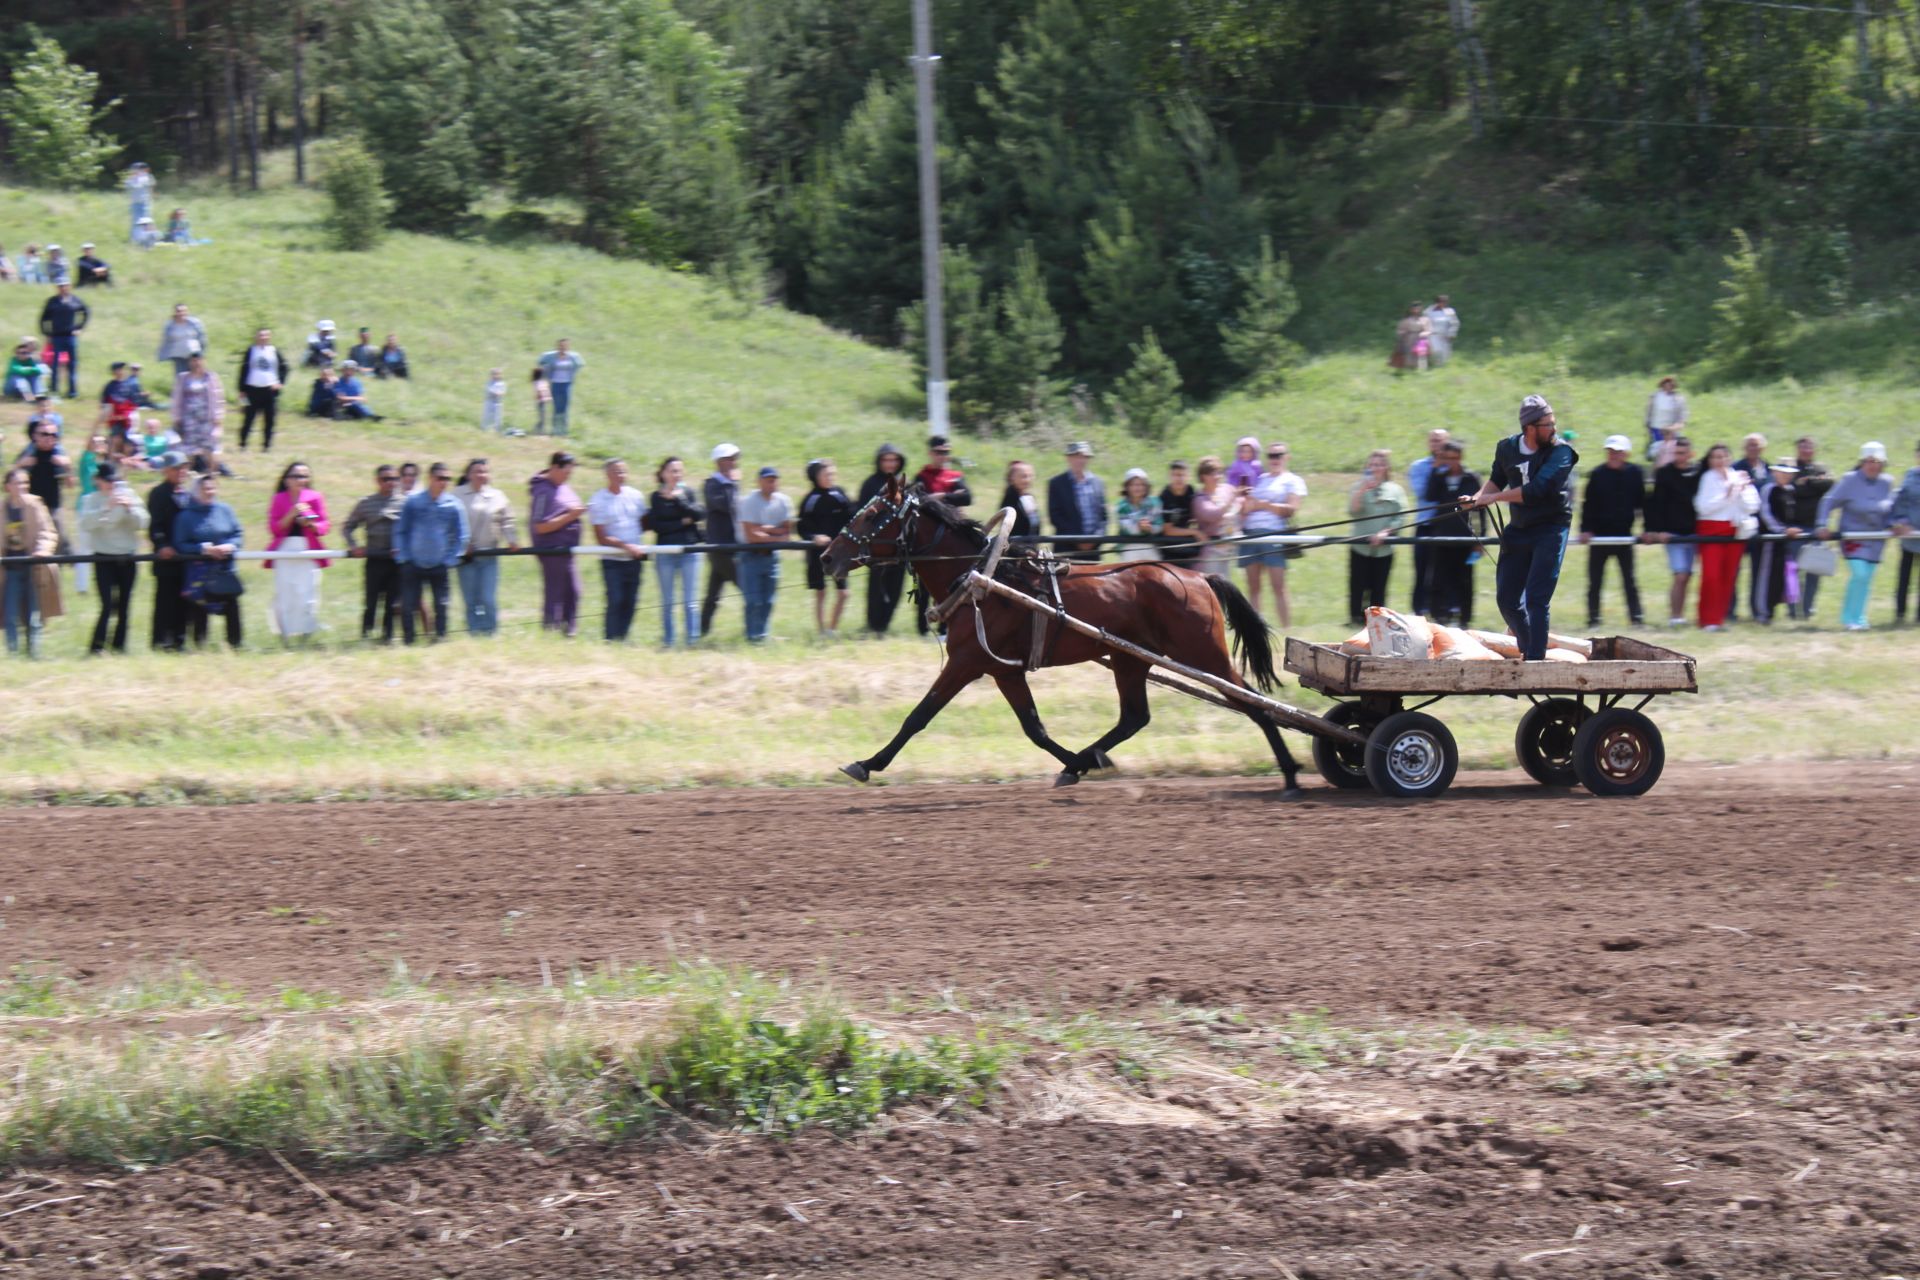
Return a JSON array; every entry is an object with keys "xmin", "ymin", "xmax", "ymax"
[
  {"xmin": 1278, "ymin": 781, "xmax": 1306, "ymax": 799},
  {"xmin": 1053, "ymin": 770, "xmax": 1080, "ymax": 788},
  {"xmin": 839, "ymin": 762, "xmax": 871, "ymax": 784}
]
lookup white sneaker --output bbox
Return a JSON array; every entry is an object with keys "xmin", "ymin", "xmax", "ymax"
[
  {"xmin": 1845, "ymin": 623, "xmax": 1870, "ymax": 632},
  {"xmin": 1702, "ymin": 624, "xmax": 1723, "ymax": 632},
  {"xmin": 1666, "ymin": 616, "xmax": 1686, "ymax": 628}
]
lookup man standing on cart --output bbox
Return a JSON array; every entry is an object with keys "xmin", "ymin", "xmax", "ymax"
[{"xmin": 1462, "ymin": 394, "xmax": 1578, "ymax": 660}]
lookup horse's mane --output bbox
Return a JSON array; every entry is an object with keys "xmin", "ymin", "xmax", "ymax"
[{"xmin": 914, "ymin": 490, "xmax": 987, "ymax": 546}]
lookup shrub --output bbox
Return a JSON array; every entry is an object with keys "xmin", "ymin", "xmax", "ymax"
[
  {"xmin": 1705, "ymin": 228, "xmax": 1792, "ymax": 384},
  {"xmin": 319, "ymin": 138, "xmax": 392, "ymax": 252},
  {"xmin": 1110, "ymin": 327, "xmax": 1184, "ymax": 443},
  {"xmin": 0, "ymin": 33, "xmax": 120, "ymax": 188}
]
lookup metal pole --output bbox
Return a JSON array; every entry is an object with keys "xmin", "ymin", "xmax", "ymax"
[{"xmin": 910, "ymin": 0, "xmax": 949, "ymax": 438}]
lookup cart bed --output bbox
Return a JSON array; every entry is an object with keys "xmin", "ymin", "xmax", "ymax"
[{"xmin": 1284, "ymin": 636, "xmax": 1697, "ymax": 697}]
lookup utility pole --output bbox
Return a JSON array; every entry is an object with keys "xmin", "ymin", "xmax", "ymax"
[{"xmin": 910, "ymin": 0, "xmax": 949, "ymax": 439}]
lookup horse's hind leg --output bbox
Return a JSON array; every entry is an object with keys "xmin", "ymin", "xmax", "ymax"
[
  {"xmin": 1059, "ymin": 656, "xmax": 1152, "ymax": 786},
  {"xmin": 1177, "ymin": 626, "xmax": 1303, "ymax": 792},
  {"xmin": 1249, "ymin": 709, "xmax": 1303, "ymax": 793},
  {"xmin": 841, "ymin": 661, "xmax": 979, "ymax": 782},
  {"xmin": 993, "ymin": 672, "xmax": 1080, "ymax": 772}
]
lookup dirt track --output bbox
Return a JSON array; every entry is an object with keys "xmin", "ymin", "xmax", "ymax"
[{"xmin": 3, "ymin": 764, "xmax": 1918, "ymax": 1277}]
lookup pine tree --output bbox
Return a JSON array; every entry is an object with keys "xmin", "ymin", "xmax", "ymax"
[
  {"xmin": 1111, "ymin": 328, "xmax": 1183, "ymax": 444},
  {"xmin": 1079, "ymin": 205, "xmax": 1180, "ymax": 381},
  {"xmin": 986, "ymin": 242, "xmax": 1066, "ymax": 432},
  {"xmin": 343, "ymin": 0, "xmax": 478, "ymax": 232},
  {"xmin": 1220, "ymin": 236, "xmax": 1305, "ymax": 392},
  {"xmin": 318, "ymin": 137, "xmax": 392, "ymax": 251},
  {"xmin": 1706, "ymin": 228, "xmax": 1793, "ymax": 382},
  {"xmin": 0, "ymin": 34, "xmax": 120, "ymax": 188},
  {"xmin": 805, "ymin": 77, "xmax": 928, "ymax": 339}
]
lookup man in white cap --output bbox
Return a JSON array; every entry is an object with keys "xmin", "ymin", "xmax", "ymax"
[
  {"xmin": 701, "ymin": 443, "xmax": 743, "ymax": 637},
  {"xmin": 305, "ymin": 320, "xmax": 338, "ymax": 369},
  {"xmin": 1047, "ymin": 441, "xmax": 1106, "ymax": 562},
  {"xmin": 1576, "ymin": 434, "xmax": 1647, "ymax": 627}
]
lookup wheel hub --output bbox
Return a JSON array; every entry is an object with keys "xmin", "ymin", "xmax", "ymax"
[{"xmin": 1387, "ymin": 733, "xmax": 1442, "ymax": 788}]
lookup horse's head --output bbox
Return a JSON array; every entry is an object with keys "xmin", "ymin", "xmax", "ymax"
[{"xmin": 823, "ymin": 478, "xmax": 922, "ymax": 578}]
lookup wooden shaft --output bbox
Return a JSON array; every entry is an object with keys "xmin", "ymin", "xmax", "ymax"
[{"xmin": 971, "ymin": 573, "xmax": 1363, "ymax": 746}]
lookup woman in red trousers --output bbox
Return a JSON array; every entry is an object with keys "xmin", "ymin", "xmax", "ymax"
[{"xmin": 1692, "ymin": 443, "xmax": 1758, "ymax": 630}]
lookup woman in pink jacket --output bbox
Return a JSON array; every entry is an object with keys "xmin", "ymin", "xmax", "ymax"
[{"xmin": 266, "ymin": 460, "xmax": 331, "ymax": 642}]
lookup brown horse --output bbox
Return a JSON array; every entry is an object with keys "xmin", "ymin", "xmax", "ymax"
[{"xmin": 820, "ymin": 482, "xmax": 1304, "ymax": 790}]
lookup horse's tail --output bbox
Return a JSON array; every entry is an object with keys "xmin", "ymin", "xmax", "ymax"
[{"xmin": 1205, "ymin": 574, "xmax": 1278, "ymax": 694}]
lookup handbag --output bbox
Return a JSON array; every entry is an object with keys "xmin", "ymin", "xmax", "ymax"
[
  {"xmin": 203, "ymin": 564, "xmax": 246, "ymax": 600},
  {"xmin": 1797, "ymin": 541, "xmax": 1839, "ymax": 577}
]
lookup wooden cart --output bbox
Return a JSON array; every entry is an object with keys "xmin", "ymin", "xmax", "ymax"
[{"xmin": 1282, "ymin": 636, "xmax": 1698, "ymax": 799}]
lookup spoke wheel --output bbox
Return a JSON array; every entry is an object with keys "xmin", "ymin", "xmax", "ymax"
[
  {"xmin": 1364, "ymin": 711, "xmax": 1459, "ymax": 800},
  {"xmin": 1571, "ymin": 708, "xmax": 1666, "ymax": 797},
  {"xmin": 1311, "ymin": 703, "xmax": 1380, "ymax": 790},
  {"xmin": 1514, "ymin": 698, "xmax": 1591, "ymax": 787}
]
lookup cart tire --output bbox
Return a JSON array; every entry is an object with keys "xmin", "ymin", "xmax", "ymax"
[
  {"xmin": 1311, "ymin": 704, "xmax": 1378, "ymax": 790},
  {"xmin": 1570, "ymin": 708, "xmax": 1665, "ymax": 797},
  {"xmin": 1514, "ymin": 698, "xmax": 1591, "ymax": 787},
  {"xmin": 1364, "ymin": 711, "xmax": 1459, "ymax": 799}
]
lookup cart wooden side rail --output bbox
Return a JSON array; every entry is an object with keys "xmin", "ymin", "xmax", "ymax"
[{"xmin": 1281, "ymin": 637, "xmax": 1699, "ymax": 798}]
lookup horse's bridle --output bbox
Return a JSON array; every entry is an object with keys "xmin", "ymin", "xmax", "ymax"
[{"xmin": 839, "ymin": 488, "xmax": 923, "ymax": 569}]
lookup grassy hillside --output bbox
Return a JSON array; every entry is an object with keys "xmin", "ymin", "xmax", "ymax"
[{"xmin": 0, "ymin": 159, "xmax": 1915, "ymax": 801}]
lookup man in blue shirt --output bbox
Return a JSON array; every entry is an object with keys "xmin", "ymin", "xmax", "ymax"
[
  {"xmin": 391, "ymin": 462, "xmax": 471, "ymax": 644},
  {"xmin": 1407, "ymin": 428, "xmax": 1449, "ymax": 615},
  {"xmin": 334, "ymin": 361, "xmax": 382, "ymax": 421},
  {"xmin": 1463, "ymin": 395, "xmax": 1578, "ymax": 660}
]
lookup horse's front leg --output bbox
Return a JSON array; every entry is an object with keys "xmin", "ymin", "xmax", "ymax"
[
  {"xmin": 840, "ymin": 660, "xmax": 982, "ymax": 782},
  {"xmin": 1058, "ymin": 656, "xmax": 1152, "ymax": 787}
]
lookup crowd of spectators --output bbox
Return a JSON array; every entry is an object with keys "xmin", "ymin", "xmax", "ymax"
[{"xmin": 3, "ymin": 227, "xmax": 1915, "ymax": 658}]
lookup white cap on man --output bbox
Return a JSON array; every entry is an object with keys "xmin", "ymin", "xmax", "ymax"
[
  {"xmin": 1860, "ymin": 441, "xmax": 1888, "ymax": 463},
  {"xmin": 1603, "ymin": 434, "xmax": 1632, "ymax": 453},
  {"xmin": 711, "ymin": 442, "xmax": 740, "ymax": 462}
]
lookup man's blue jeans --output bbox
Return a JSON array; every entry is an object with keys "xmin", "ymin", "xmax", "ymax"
[
  {"xmin": 47, "ymin": 336, "xmax": 78, "ymax": 396},
  {"xmin": 457, "ymin": 557, "xmax": 500, "ymax": 635},
  {"xmin": 601, "ymin": 557, "xmax": 644, "ymax": 641},
  {"xmin": 737, "ymin": 552, "xmax": 779, "ymax": 641},
  {"xmin": 1494, "ymin": 522, "xmax": 1569, "ymax": 660},
  {"xmin": 550, "ymin": 381, "xmax": 572, "ymax": 435}
]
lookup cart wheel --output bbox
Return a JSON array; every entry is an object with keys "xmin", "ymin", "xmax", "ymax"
[
  {"xmin": 1514, "ymin": 698, "xmax": 1591, "ymax": 787},
  {"xmin": 1311, "ymin": 704, "xmax": 1379, "ymax": 790},
  {"xmin": 1364, "ymin": 711, "xmax": 1459, "ymax": 799},
  {"xmin": 1570, "ymin": 708, "xmax": 1665, "ymax": 797}
]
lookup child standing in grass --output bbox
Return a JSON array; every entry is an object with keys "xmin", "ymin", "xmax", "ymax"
[
  {"xmin": 481, "ymin": 368, "xmax": 505, "ymax": 434},
  {"xmin": 531, "ymin": 367, "xmax": 551, "ymax": 436}
]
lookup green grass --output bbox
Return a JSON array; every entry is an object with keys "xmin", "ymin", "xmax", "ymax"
[
  {"xmin": 2, "ymin": 153, "xmax": 1916, "ymax": 799},
  {"xmin": 0, "ymin": 965, "xmax": 1004, "ymax": 1168}
]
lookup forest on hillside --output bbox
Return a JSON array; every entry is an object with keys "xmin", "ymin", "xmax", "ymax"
[{"xmin": 6, "ymin": 0, "xmax": 1919, "ymax": 423}]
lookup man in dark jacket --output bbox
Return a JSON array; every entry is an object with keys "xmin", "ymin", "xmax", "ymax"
[
  {"xmin": 700, "ymin": 442, "xmax": 742, "ymax": 637},
  {"xmin": 1577, "ymin": 434, "xmax": 1647, "ymax": 627},
  {"xmin": 857, "ymin": 443, "xmax": 909, "ymax": 634},
  {"xmin": 1047, "ymin": 441, "xmax": 1107, "ymax": 562},
  {"xmin": 1422, "ymin": 441, "xmax": 1482, "ymax": 625},
  {"xmin": 75, "ymin": 243, "xmax": 112, "ymax": 287},
  {"xmin": 1643, "ymin": 435, "xmax": 1701, "ymax": 627},
  {"xmin": 37, "ymin": 283, "xmax": 89, "ymax": 398},
  {"xmin": 1465, "ymin": 394, "xmax": 1578, "ymax": 660},
  {"xmin": 147, "ymin": 451, "xmax": 193, "ymax": 651},
  {"xmin": 1785, "ymin": 436, "xmax": 1834, "ymax": 619}
]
